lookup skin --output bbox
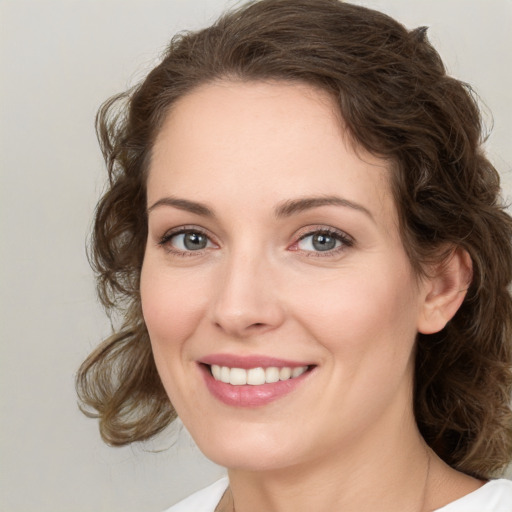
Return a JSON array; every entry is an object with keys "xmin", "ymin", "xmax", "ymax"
[{"xmin": 140, "ymin": 80, "xmax": 479, "ymax": 512}]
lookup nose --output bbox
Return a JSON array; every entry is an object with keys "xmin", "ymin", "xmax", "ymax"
[{"xmin": 210, "ymin": 249, "xmax": 286, "ymax": 338}]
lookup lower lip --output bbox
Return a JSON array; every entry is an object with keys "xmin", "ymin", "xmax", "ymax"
[{"xmin": 200, "ymin": 365, "xmax": 312, "ymax": 407}]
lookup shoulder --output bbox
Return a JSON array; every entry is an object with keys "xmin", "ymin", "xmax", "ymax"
[
  {"xmin": 435, "ymin": 479, "xmax": 512, "ymax": 512},
  {"xmin": 162, "ymin": 477, "xmax": 229, "ymax": 512}
]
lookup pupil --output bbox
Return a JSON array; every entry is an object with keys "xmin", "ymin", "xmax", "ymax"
[
  {"xmin": 312, "ymin": 233, "xmax": 336, "ymax": 251},
  {"xmin": 184, "ymin": 232, "xmax": 207, "ymax": 250}
]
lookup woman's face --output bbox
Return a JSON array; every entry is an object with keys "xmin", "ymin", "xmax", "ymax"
[{"xmin": 141, "ymin": 80, "xmax": 430, "ymax": 471}]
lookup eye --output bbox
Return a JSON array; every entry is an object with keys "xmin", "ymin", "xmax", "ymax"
[
  {"xmin": 292, "ymin": 227, "xmax": 354, "ymax": 256},
  {"xmin": 298, "ymin": 232, "xmax": 341, "ymax": 252},
  {"xmin": 159, "ymin": 228, "xmax": 216, "ymax": 253}
]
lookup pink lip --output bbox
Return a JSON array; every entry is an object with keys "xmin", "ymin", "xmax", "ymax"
[{"xmin": 198, "ymin": 354, "xmax": 315, "ymax": 408}]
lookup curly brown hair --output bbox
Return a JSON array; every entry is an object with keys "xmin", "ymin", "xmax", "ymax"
[{"xmin": 76, "ymin": 0, "xmax": 512, "ymax": 479}]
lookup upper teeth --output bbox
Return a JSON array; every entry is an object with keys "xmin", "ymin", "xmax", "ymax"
[{"xmin": 210, "ymin": 365, "xmax": 308, "ymax": 386}]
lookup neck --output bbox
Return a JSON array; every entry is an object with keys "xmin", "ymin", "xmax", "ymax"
[{"xmin": 225, "ymin": 412, "xmax": 433, "ymax": 512}]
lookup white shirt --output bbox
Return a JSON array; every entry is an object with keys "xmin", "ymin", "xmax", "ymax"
[{"xmin": 164, "ymin": 476, "xmax": 512, "ymax": 511}]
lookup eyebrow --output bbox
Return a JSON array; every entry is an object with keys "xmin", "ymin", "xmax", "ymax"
[
  {"xmin": 147, "ymin": 194, "xmax": 373, "ymax": 221},
  {"xmin": 274, "ymin": 195, "xmax": 374, "ymax": 221},
  {"xmin": 147, "ymin": 197, "xmax": 215, "ymax": 217}
]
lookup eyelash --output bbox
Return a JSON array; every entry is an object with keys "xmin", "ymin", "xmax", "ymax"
[
  {"xmin": 158, "ymin": 226, "xmax": 215, "ymax": 256},
  {"xmin": 292, "ymin": 227, "xmax": 354, "ymax": 258},
  {"xmin": 157, "ymin": 225, "xmax": 354, "ymax": 257}
]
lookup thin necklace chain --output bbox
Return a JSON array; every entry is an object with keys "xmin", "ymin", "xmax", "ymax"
[{"xmin": 218, "ymin": 448, "xmax": 432, "ymax": 512}]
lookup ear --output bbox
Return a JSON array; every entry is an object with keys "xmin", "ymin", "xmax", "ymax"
[{"xmin": 417, "ymin": 247, "xmax": 473, "ymax": 335}]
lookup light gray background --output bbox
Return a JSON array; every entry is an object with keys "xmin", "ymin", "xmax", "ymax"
[{"xmin": 1, "ymin": 1, "xmax": 511, "ymax": 511}]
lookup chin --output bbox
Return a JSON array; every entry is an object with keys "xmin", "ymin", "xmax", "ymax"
[
  {"xmin": 189, "ymin": 422, "xmax": 307, "ymax": 472},
  {"xmin": 202, "ymin": 445, "xmax": 301, "ymax": 472}
]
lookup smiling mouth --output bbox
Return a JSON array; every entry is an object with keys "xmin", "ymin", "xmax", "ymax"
[
  {"xmin": 208, "ymin": 364, "xmax": 312, "ymax": 386},
  {"xmin": 200, "ymin": 360, "xmax": 315, "ymax": 407}
]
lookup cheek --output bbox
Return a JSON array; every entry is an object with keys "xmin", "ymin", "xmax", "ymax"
[
  {"xmin": 140, "ymin": 259, "xmax": 208, "ymax": 353},
  {"xmin": 140, "ymin": 258, "xmax": 211, "ymax": 414},
  {"xmin": 291, "ymin": 266, "xmax": 420, "ymax": 430},
  {"xmin": 291, "ymin": 263, "xmax": 420, "ymax": 360}
]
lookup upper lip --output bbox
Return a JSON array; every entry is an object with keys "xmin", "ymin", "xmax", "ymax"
[{"xmin": 200, "ymin": 353, "xmax": 314, "ymax": 369}]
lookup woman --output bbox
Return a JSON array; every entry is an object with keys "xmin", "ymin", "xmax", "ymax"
[{"xmin": 77, "ymin": 0, "xmax": 512, "ymax": 510}]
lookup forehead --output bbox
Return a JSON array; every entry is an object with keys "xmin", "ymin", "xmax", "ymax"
[{"xmin": 148, "ymin": 80, "xmax": 394, "ymax": 227}]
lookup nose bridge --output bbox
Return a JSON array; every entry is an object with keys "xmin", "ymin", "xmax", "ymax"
[{"xmin": 211, "ymin": 242, "xmax": 284, "ymax": 336}]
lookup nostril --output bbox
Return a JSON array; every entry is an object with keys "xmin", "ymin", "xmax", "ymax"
[{"xmin": 248, "ymin": 322, "xmax": 268, "ymax": 330}]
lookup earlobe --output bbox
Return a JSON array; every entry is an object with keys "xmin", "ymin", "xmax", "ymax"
[{"xmin": 417, "ymin": 248, "xmax": 473, "ymax": 335}]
